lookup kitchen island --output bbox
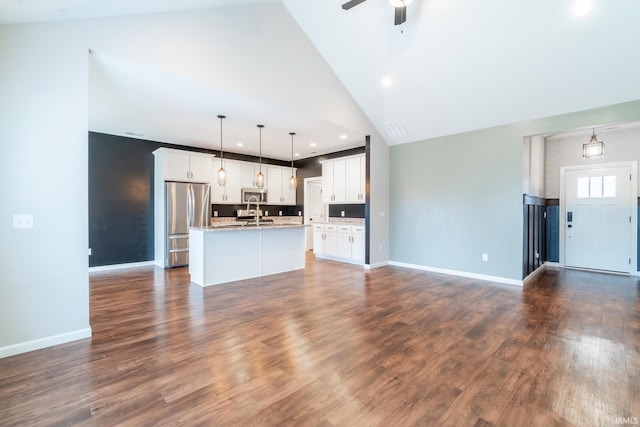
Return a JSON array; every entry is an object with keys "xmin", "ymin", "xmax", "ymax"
[{"xmin": 188, "ymin": 223, "xmax": 306, "ymax": 286}]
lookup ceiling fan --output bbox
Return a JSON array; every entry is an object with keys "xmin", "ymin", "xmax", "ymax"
[{"xmin": 341, "ymin": 0, "xmax": 413, "ymax": 26}]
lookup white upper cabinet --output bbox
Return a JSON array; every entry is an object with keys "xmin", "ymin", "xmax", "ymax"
[
  {"xmin": 345, "ymin": 155, "xmax": 365, "ymax": 203},
  {"xmin": 322, "ymin": 154, "xmax": 364, "ymax": 204},
  {"xmin": 158, "ymin": 148, "xmax": 213, "ymax": 183},
  {"xmin": 322, "ymin": 158, "xmax": 346, "ymax": 203},
  {"xmin": 211, "ymin": 159, "xmax": 257, "ymax": 204},
  {"xmin": 267, "ymin": 166, "xmax": 296, "ymax": 205}
]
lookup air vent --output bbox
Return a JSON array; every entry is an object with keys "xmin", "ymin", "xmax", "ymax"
[{"xmin": 382, "ymin": 120, "xmax": 408, "ymax": 141}]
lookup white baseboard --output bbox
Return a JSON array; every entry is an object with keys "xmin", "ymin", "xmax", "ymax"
[
  {"xmin": 89, "ymin": 260, "xmax": 156, "ymax": 273},
  {"xmin": 365, "ymin": 261, "xmax": 389, "ymax": 270},
  {"xmin": 523, "ymin": 263, "xmax": 547, "ymax": 286},
  {"xmin": 388, "ymin": 261, "xmax": 523, "ymax": 287},
  {"xmin": 545, "ymin": 261, "xmax": 561, "ymax": 268},
  {"xmin": 0, "ymin": 327, "xmax": 92, "ymax": 359}
]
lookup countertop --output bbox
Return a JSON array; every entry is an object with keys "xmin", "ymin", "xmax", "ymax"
[{"xmin": 191, "ymin": 223, "xmax": 307, "ymax": 232}]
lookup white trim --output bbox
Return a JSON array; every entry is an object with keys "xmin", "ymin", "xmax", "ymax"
[
  {"xmin": 545, "ymin": 261, "xmax": 561, "ymax": 268},
  {"xmin": 388, "ymin": 261, "xmax": 523, "ymax": 287},
  {"xmin": 522, "ymin": 264, "xmax": 547, "ymax": 286},
  {"xmin": 89, "ymin": 260, "xmax": 156, "ymax": 273},
  {"xmin": 365, "ymin": 261, "xmax": 389, "ymax": 270},
  {"xmin": 0, "ymin": 328, "xmax": 92, "ymax": 359},
  {"xmin": 560, "ymin": 161, "xmax": 637, "ymax": 273}
]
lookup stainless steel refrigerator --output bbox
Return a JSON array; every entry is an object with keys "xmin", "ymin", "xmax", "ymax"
[{"xmin": 165, "ymin": 182, "xmax": 211, "ymax": 268}]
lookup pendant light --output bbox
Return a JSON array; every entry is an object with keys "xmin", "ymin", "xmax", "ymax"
[
  {"xmin": 216, "ymin": 114, "xmax": 227, "ymax": 186},
  {"xmin": 582, "ymin": 128, "xmax": 605, "ymax": 159},
  {"xmin": 256, "ymin": 124, "xmax": 265, "ymax": 188},
  {"xmin": 289, "ymin": 132, "xmax": 297, "ymax": 191}
]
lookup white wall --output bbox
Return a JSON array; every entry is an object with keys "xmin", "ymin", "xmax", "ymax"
[
  {"xmin": 522, "ymin": 135, "xmax": 546, "ymax": 197},
  {"xmin": 0, "ymin": 3, "xmax": 386, "ymax": 357},
  {"xmin": 545, "ymin": 124, "xmax": 640, "ymax": 198},
  {"xmin": 0, "ymin": 22, "xmax": 92, "ymax": 357}
]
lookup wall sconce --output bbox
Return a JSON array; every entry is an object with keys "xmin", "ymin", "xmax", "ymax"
[{"xmin": 583, "ymin": 128, "xmax": 604, "ymax": 159}]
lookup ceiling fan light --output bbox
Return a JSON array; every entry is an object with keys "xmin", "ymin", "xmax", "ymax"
[{"xmin": 389, "ymin": 0, "xmax": 413, "ymax": 7}]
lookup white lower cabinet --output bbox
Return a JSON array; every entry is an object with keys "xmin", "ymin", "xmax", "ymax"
[
  {"xmin": 350, "ymin": 225, "xmax": 366, "ymax": 263},
  {"xmin": 313, "ymin": 223, "xmax": 336, "ymax": 257},
  {"xmin": 313, "ymin": 223, "xmax": 364, "ymax": 264}
]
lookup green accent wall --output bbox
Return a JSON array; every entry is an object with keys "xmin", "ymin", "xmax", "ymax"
[{"xmin": 390, "ymin": 100, "xmax": 640, "ymax": 281}]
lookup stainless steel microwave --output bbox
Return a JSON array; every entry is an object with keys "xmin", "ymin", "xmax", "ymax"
[{"xmin": 241, "ymin": 188, "xmax": 267, "ymax": 203}]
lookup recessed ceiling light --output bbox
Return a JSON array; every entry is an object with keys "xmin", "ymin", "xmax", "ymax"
[
  {"xmin": 340, "ymin": 134, "xmax": 348, "ymax": 140},
  {"xmin": 294, "ymin": 153, "xmax": 300, "ymax": 157},
  {"xmin": 381, "ymin": 77, "xmax": 393, "ymax": 87},
  {"xmin": 236, "ymin": 142, "xmax": 243, "ymax": 147},
  {"xmin": 310, "ymin": 142, "xmax": 317, "ymax": 147},
  {"xmin": 572, "ymin": 0, "xmax": 593, "ymax": 17}
]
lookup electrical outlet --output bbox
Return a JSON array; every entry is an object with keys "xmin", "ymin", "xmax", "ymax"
[
  {"xmin": 88, "ymin": 248, "xmax": 92, "ymax": 256},
  {"xmin": 279, "ymin": 211, "xmax": 282, "ymax": 216},
  {"xmin": 13, "ymin": 214, "xmax": 33, "ymax": 229},
  {"xmin": 213, "ymin": 211, "xmax": 218, "ymax": 217},
  {"xmin": 482, "ymin": 253, "xmax": 489, "ymax": 262},
  {"xmin": 298, "ymin": 211, "xmax": 302, "ymax": 216},
  {"xmin": 265, "ymin": 211, "xmax": 269, "ymax": 216},
  {"xmin": 341, "ymin": 211, "xmax": 345, "ymax": 217}
]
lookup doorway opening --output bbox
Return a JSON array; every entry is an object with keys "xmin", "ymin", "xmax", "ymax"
[{"xmin": 304, "ymin": 177, "xmax": 323, "ymax": 251}]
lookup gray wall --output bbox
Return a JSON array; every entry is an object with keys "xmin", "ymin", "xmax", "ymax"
[{"xmin": 390, "ymin": 100, "xmax": 640, "ymax": 282}]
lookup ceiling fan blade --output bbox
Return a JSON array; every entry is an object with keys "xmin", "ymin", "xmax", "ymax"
[
  {"xmin": 394, "ymin": 5, "xmax": 407, "ymax": 25},
  {"xmin": 342, "ymin": 0, "xmax": 367, "ymax": 10}
]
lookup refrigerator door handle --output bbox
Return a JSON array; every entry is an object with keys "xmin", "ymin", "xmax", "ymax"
[{"xmin": 187, "ymin": 184, "xmax": 194, "ymax": 228}]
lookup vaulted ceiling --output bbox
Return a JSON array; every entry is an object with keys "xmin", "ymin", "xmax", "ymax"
[{"xmin": 2, "ymin": 0, "xmax": 639, "ymax": 159}]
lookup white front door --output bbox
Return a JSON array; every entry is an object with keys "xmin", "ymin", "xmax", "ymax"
[{"xmin": 564, "ymin": 165, "xmax": 633, "ymax": 272}]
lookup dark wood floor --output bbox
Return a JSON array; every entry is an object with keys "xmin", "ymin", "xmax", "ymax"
[{"xmin": 1, "ymin": 254, "xmax": 639, "ymax": 426}]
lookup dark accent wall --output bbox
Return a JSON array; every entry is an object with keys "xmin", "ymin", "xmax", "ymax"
[
  {"xmin": 364, "ymin": 136, "xmax": 371, "ymax": 265},
  {"xmin": 328, "ymin": 204, "xmax": 365, "ymax": 218},
  {"xmin": 212, "ymin": 204, "xmax": 299, "ymax": 218},
  {"xmin": 89, "ymin": 132, "xmax": 321, "ymax": 267},
  {"xmin": 545, "ymin": 204, "xmax": 560, "ymax": 263},
  {"xmin": 523, "ymin": 195, "xmax": 546, "ymax": 278},
  {"xmin": 89, "ymin": 134, "xmax": 157, "ymax": 267}
]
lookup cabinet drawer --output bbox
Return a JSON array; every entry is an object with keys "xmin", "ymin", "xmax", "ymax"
[
  {"xmin": 337, "ymin": 225, "xmax": 352, "ymax": 234},
  {"xmin": 352, "ymin": 226, "xmax": 365, "ymax": 235},
  {"xmin": 325, "ymin": 224, "xmax": 337, "ymax": 232}
]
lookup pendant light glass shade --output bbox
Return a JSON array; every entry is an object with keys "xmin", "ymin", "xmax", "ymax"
[
  {"xmin": 256, "ymin": 125, "xmax": 265, "ymax": 188},
  {"xmin": 582, "ymin": 128, "xmax": 605, "ymax": 159},
  {"xmin": 289, "ymin": 132, "xmax": 297, "ymax": 191},
  {"xmin": 217, "ymin": 115, "xmax": 227, "ymax": 186}
]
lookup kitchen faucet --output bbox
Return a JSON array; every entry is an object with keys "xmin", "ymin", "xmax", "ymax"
[{"xmin": 246, "ymin": 195, "xmax": 260, "ymax": 225}]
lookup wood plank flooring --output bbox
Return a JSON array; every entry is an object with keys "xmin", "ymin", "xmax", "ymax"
[{"xmin": 1, "ymin": 255, "xmax": 639, "ymax": 426}]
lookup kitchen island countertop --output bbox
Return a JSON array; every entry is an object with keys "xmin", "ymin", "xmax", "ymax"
[
  {"xmin": 191, "ymin": 223, "xmax": 306, "ymax": 232},
  {"xmin": 189, "ymin": 224, "xmax": 306, "ymax": 286}
]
